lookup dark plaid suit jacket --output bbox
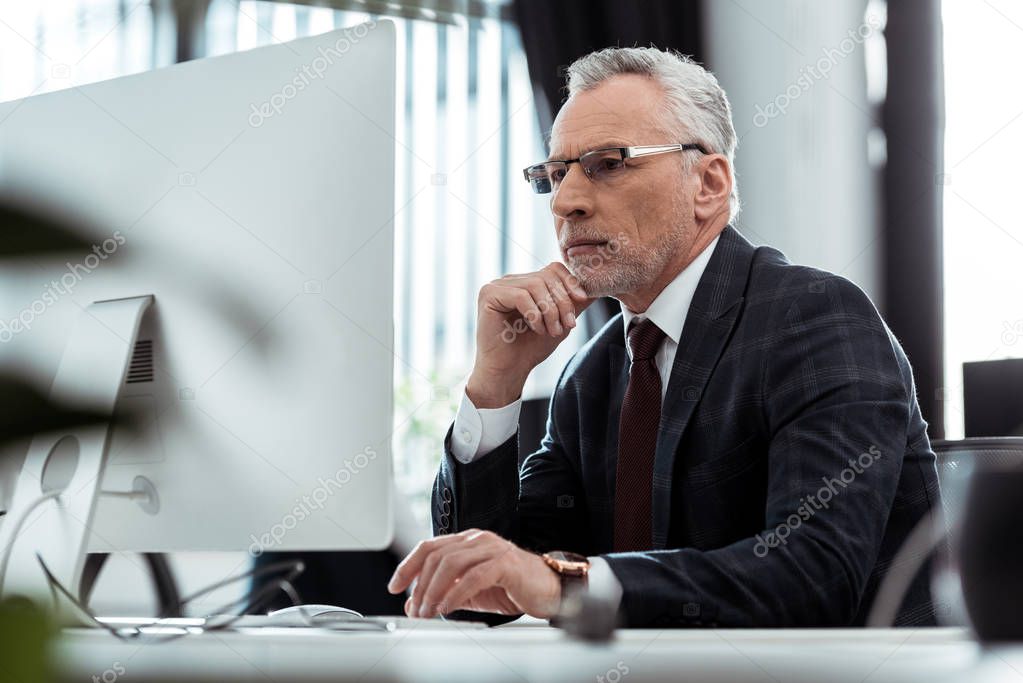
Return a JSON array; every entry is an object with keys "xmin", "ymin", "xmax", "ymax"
[{"xmin": 433, "ymin": 225, "xmax": 942, "ymax": 627}]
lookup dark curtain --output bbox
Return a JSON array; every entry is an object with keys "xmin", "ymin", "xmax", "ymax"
[
  {"xmin": 512, "ymin": 0, "xmax": 704, "ymax": 140},
  {"xmin": 512, "ymin": 0, "xmax": 705, "ymax": 334},
  {"xmin": 882, "ymin": 0, "xmax": 946, "ymax": 439}
]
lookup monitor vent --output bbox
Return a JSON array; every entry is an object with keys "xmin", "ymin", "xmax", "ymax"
[{"xmin": 126, "ymin": 339, "xmax": 154, "ymax": 384}]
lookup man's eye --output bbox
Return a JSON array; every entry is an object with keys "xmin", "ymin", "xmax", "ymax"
[
  {"xmin": 550, "ymin": 168, "xmax": 567, "ymax": 182},
  {"xmin": 586, "ymin": 157, "xmax": 625, "ymax": 177}
]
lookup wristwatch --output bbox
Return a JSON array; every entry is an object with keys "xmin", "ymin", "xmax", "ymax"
[{"xmin": 541, "ymin": 551, "xmax": 590, "ymax": 597}]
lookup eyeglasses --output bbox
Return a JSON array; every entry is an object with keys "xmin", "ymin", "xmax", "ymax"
[{"xmin": 522, "ymin": 143, "xmax": 709, "ymax": 195}]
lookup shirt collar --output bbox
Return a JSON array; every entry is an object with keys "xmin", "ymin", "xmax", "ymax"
[{"xmin": 621, "ymin": 235, "xmax": 720, "ymax": 354}]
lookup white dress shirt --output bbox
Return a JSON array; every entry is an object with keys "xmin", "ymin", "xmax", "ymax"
[{"xmin": 448, "ymin": 235, "xmax": 720, "ymax": 599}]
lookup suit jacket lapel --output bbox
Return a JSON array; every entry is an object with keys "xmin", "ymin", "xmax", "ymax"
[{"xmin": 650, "ymin": 226, "xmax": 757, "ymax": 548}]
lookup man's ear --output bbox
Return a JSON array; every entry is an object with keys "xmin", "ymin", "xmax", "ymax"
[{"xmin": 693, "ymin": 155, "xmax": 732, "ymax": 222}]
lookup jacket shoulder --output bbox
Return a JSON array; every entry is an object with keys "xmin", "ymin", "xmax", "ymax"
[{"xmin": 746, "ymin": 245, "xmax": 882, "ymax": 322}]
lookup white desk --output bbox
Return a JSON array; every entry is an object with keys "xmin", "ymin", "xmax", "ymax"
[
  {"xmin": 58, "ymin": 625, "xmax": 1023, "ymax": 683},
  {"xmin": 56, "ymin": 625, "xmax": 1019, "ymax": 682}
]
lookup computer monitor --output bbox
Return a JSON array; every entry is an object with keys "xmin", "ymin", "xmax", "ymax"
[
  {"xmin": 0, "ymin": 21, "xmax": 395, "ymax": 601},
  {"xmin": 963, "ymin": 358, "xmax": 1023, "ymax": 437}
]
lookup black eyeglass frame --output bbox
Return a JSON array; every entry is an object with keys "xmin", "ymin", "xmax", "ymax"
[{"xmin": 522, "ymin": 143, "xmax": 709, "ymax": 194}]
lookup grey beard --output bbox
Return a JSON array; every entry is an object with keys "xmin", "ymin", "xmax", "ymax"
[{"xmin": 567, "ymin": 241, "xmax": 680, "ymax": 299}]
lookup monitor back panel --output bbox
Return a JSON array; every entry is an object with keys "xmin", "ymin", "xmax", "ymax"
[
  {"xmin": 964, "ymin": 358, "xmax": 1023, "ymax": 437},
  {"xmin": 0, "ymin": 22, "xmax": 396, "ymax": 552}
]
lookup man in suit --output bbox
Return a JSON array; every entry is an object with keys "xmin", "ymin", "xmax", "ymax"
[{"xmin": 388, "ymin": 47, "xmax": 941, "ymax": 627}]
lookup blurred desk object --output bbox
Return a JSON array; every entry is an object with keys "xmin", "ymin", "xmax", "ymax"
[{"xmin": 55, "ymin": 626, "xmax": 1014, "ymax": 683}]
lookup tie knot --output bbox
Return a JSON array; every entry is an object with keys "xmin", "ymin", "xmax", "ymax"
[{"xmin": 627, "ymin": 318, "xmax": 665, "ymax": 361}]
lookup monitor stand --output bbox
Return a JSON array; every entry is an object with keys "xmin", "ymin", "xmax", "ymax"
[{"xmin": 0, "ymin": 295, "xmax": 154, "ymax": 620}]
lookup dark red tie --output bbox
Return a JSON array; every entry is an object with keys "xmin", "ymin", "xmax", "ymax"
[{"xmin": 614, "ymin": 318, "xmax": 666, "ymax": 552}]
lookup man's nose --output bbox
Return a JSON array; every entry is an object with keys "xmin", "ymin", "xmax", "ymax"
[{"xmin": 551, "ymin": 164, "xmax": 594, "ymax": 221}]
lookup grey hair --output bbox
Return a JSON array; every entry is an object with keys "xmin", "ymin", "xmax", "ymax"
[{"xmin": 565, "ymin": 47, "xmax": 741, "ymax": 222}]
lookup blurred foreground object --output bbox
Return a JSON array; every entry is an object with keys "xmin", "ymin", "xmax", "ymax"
[{"xmin": 959, "ymin": 461, "xmax": 1023, "ymax": 642}]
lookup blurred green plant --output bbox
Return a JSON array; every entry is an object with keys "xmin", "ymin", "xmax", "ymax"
[
  {"xmin": 0, "ymin": 596, "xmax": 56, "ymax": 683},
  {"xmin": 392, "ymin": 369, "xmax": 462, "ymax": 524},
  {"xmin": 0, "ymin": 199, "xmax": 136, "ymax": 449},
  {"xmin": 0, "ymin": 195, "xmax": 271, "ymax": 450},
  {"xmin": 0, "ymin": 374, "xmax": 123, "ymax": 444},
  {"xmin": 1, "ymin": 202, "xmax": 95, "ymax": 258}
]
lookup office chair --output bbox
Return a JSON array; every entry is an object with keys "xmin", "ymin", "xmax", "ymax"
[
  {"xmin": 933, "ymin": 437, "xmax": 1023, "ymax": 528},
  {"xmin": 867, "ymin": 437, "xmax": 1023, "ymax": 627}
]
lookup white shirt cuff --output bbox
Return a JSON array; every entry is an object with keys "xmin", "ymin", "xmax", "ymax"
[
  {"xmin": 449, "ymin": 390, "xmax": 522, "ymax": 464},
  {"xmin": 586, "ymin": 557, "xmax": 623, "ymax": 607}
]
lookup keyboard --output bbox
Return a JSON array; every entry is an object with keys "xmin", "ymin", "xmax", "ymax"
[
  {"xmin": 225, "ymin": 613, "xmax": 488, "ymax": 631},
  {"xmin": 97, "ymin": 613, "xmax": 489, "ymax": 633}
]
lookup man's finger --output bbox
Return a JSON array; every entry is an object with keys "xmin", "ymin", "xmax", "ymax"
[
  {"xmin": 487, "ymin": 285, "xmax": 546, "ymax": 335},
  {"xmin": 416, "ymin": 545, "xmax": 496, "ymax": 618},
  {"xmin": 522, "ymin": 280, "xmax": 562, "ymax": 337},
  {"xmin": 548, "ymin": 261, "xmax": 589, "ymax": 301},
  {"xmin": 540, "ymin": 268, "xmax": 577, "ymax": 333},
  {"xmin": 435, "ymin": 559, "xmax": 503, "ymax": 616},
  {"xmin": 387, "ymin": 533, "xmax": 466, "ymax": 594},
  {"xmin": 407, "ymin": 543, "xmax": 461, "ymax": 617},
  {"xmin": 549, "ymin": 263, "xmax": 597, "ymax": 320}
]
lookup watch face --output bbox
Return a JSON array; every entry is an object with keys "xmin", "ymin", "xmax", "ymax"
[{"xmin": 545, "ymin": 551, "xmax": 590, "ymax": 576}]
